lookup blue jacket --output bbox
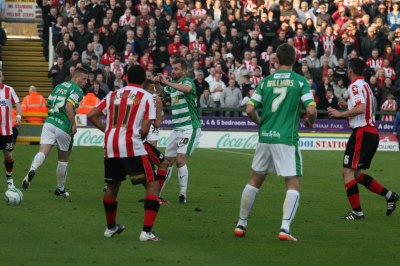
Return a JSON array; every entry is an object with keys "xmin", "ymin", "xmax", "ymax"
[{"xmin": 387, "ymin": 12, "xmax": 400, "ymax": 31}]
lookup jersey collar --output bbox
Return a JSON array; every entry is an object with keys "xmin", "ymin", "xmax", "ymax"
[
  {"xmin": 351, "ymin": 76, "xmax": 365, "ymax": 84},
  {"xmin": 127, "ymin": 83, "xmax": 142, "ymax": 88}
]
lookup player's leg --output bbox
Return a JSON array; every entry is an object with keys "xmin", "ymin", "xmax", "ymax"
[
  {"xmin": 103, "ymin": 158, "xmax": 125, "ymax": 237},
  {"xmin": 53, "ymin": 127, "xmax": 74, "ymax": 197},
  {"xmin": 3, "ymin": 149, "xmax": 15, "ymax": 189},
  {"xmin": 140, "ymin": 155, "xmax": 161, "ymax": 241},
  {"xmin": 234, "ymin": 143, "xmax": 271, "ymax": 237},
  {"xmin": 22, "ymin": 123, "xmax": 56, "ymax": 189},
  {"xmin": 353, "ymin": 131, "xmax": 399, "ymax": 216},
  {"xmin": 272, "ymin": 144, "xmax": 301, "ymax": 241},
  {"xmin": 162, "ymin": 130, "xmax": 179, "ymax": 194},
  {"xmin": 341, "ymin": 129, "xmax": 365, "ymax": 220},
  {"xmin": 175, "ymin": 128, "xmax": 201, "ymax": 203}
]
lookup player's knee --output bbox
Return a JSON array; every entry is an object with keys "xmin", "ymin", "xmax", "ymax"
[
  {"xmin": 176, "ymin": 154, "xmax": 187, "ymax": 168},
  {"xmin": 342, "ymin": 168, "xmax": 354, "ymax": 180},
  {"xmin": 145, "ymin": 181, "xmax": 159, "ymax": 195}
]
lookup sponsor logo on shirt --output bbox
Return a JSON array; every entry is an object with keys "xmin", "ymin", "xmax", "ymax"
[{"xmin": 261, "ymin": 130, "xmax": 281, "ymax": 138}]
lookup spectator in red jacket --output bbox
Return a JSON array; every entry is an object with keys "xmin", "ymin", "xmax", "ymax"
[
  {"xmin": 168, "ymin": 34, "xmax": 184, "ymax": 56},
  {"xmin": 101, "ymin": 45, "xmax": 117, "ymax": 66}
]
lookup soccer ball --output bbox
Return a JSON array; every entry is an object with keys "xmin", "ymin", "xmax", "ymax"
[{"xmin": 4, "ymin": 188, "xmax": 23, "ymax": 205}]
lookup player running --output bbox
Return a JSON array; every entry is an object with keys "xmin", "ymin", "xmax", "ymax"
[
  {"xmin": 21, "ymin": 67, "xmax": 88, "ymax": 197},
  {"xmin": 233, "ymin": 43, "xmax": 317, "ymax": 241},
  {"xmin": 327, "ymin": 58, "xmax": 399, "ymax": 220}
]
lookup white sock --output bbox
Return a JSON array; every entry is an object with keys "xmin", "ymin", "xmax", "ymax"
[
  {"xmin": 281, "ymin": 190, "xmax": 300, "ymax": 233},
  {"xmin": 30, "ymin": 152, "xmax": 46, "ymax": 171},
  {"xmin": 56, "ymin": 161, "xmax": 68, "ymax": 190},
  {"xmin": 159, "ymin": 166, "xmax": 173, "ymax": 195},
  {"xmin": 237, "ymin": 184, "xmax": 259, "ymax": 228},
  {"xmin": 178, "ymin": 165, "xmax": 189, "ymax": 196}
]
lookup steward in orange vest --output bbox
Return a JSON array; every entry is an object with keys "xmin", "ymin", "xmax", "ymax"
[
  {"xmin": 77, "ymin": 87, "xmax": 100, "ymax": 114},
  {"xmin": 21, "ymin": 86, "xmax": 48, "ymax": 123}
]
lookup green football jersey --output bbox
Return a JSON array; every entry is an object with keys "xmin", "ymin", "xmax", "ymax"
[
  {"xmin": 164, "ymin": 76, "xmax": 201, "ymax": 130},
  {"xmin": 46, "ymin": 81, "xmax": 84, "ymax": 133},
  {"xmin": 249, "ymin": 70, "xmax": 315, "ymax": 145}
]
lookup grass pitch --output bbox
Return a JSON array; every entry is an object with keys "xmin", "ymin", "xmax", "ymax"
[{"xmin": 1, "ymin": 146, "xmax": 400, "ymax": 265}]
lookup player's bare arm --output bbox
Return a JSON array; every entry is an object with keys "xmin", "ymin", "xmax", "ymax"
[
  {"xmin": 87, "ymin": 107, "xmax": 106, "ymax": 132},
  {"xmin": 153, "ymin": 98, "xmax": 163, "ymax": 129},
  {"xmin": 327, "ymin": 103, "xmax": 364, "ymax": 118},
  {"xmin": 65, "ymin": 102, "xmax": 77, "ymax": 136},
  {"xmin": 158, "ymin": 74, "xmax": 191, "ymax": 93},
  {"xmin": 140, "ymin": 119, "xmax": 153, "ymax": 140},
  {"xmin": 246, "ymin": 103, "xmax": 260, "ymax": 125},
  {"xmin": 15, "ymin": 102, "xmax": 22, "ymax": 126},
  {"xmin": 305, "ymin": 105, "xmax": 317, "ymax": 128}
]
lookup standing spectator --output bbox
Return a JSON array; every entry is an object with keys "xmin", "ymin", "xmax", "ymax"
[
  {"xmin": 333, "ymin": 77, "xmax": 348, "ymax": 103},
  {"xmin": 74, "ymin": 23, "xmax": 91, "ymax": 54},
  {"xmin": 55, "ymin": 32, "xmax": 70, "ymax": 58},
  {"xmin": 320, "ymin": 48, "xmax": 338, "ymax": 68},
  {"xmin": 388, "ymin": 2, "xmax": 400, "ymax": 31},
  {"xmin": 134, "ymin": 26, "xmax": 149, "ymax": 58},
  {"xmin": 305, "ymin": 49, "xmax": 320, "ymax": 70},
  {"xmin": 81, "ymin": 43, "xmax": 96, "ymax": 67},
  {"xmin": 110, "ymin": 22, "xmax": 125, "ymax": 53},
  {"xmin": 87, "ymin": 56, "xmax": 103, "ymax": 77},
  {"xmin": 87, "ymin": 65, "xmax": 162, "ymax": 241},
  {"xmin": 21, "ymin": 86, "xmax": 48, "ymax": 123},
  {"xmin": 48, "ymin": 56, "xmax": 68, "ymax": 87},
  {"xmin": 87, "ymin": 0, "xmax": 104, "ymax": 28},
  {"xmin": 0, "ymin": 70, "xmax": 22, "ymax": 189},
  {"xmin": 199, "ymin": 88, "xmax": 215, "ymax": 116},
  {"xmin": 92, "ymin": 33, "xmax": 103, "ymax": 58},
  {"xmin": 194, "ymin": 71, "xmax": 209, "ymax": 102},
  {"xmin": 381, "ymin": 94, "xmax": 397, "ymax": 122},
  {"xmin": 360, "ymin": 26, "xmax": 382, "ymax": 60},
  {"xmin": 22, "ymin": 68, "xmax": 88, "ymax": 196},
  {"xmin": 77, "ymin": 87, "xmax": 100, "ymax": 114},
  {"xmin": 95, "ymin": 73, "xmax": 110, "ymax": 94},
  {"xmin": 103, "ymin": 65, "xmax": 116, "ymax": 90},
  {"xmin": 168, "ymin": 34, "xmax": 184, "ymax": 56},
  {"xmin": 220, "ymin": 78, "xmax": 242, "ymax": 117},
  {"xmin": 209, "ymin": 72, "xmax": 226, "ymax": 110},
  {"xmin": 101, "ymin": 45, "xmax": 117, "ymax": 66}
]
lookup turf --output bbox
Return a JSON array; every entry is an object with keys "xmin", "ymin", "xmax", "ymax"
[{"xmin": 1, "ymin": 146, "xmax": 400, "ymax": 265}]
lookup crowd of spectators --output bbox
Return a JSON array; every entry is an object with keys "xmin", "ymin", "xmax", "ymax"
[{"xmin": 39, "ymin": 0, "xmax": 400, "ymax": 119}]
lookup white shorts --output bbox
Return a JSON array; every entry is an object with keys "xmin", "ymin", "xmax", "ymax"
[
  {"xmin": 251, "ymin": 143, "xmax": 302, "ymax": 177},
  {"xmin": 147, "ymin": 125, "xmax": 160, "ymax": 142},
  {"xmin": 40, "ymin": 123, "xmax": 73, "ymax": 152},
  {"xmin": 165, "ymin": 128, "xmax": 201, "ymax": 157}
]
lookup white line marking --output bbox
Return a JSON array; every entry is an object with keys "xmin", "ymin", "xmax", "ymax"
[{"xmin": 204, "ymin": 148, "xmax": 254, "ymax": 156}]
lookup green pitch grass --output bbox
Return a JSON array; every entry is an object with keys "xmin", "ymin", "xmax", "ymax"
[{"xmin": 1, "ymin": 146, "xmax": 400, "ymax": 265}]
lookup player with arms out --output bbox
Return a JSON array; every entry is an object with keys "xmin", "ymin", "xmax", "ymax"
[
  {"xmin": 0, "ymin": 70, "xmax": 22, "ymax": 189},
  {"xmin": 21, "ymin": 67, "xmax": 88, "ymax": 197},
  {"xmin": 157, "ymin": 58, "xmax": 201, "ymax": 204},
  {"xmin": 88, "ymin": 65, "xmax": 162, "ymax": 241},
  {"xmin": 327, "ymin": 58, "xmax": 399, "ymax": 220},
  {"xmin": 233, "ymin": 43, "xmax": 317, "ymax": 241}
]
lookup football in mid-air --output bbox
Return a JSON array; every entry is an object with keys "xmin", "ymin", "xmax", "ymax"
[{"xmin": 4, "ymin": 188, "xmax": 23, "ymax": 205}]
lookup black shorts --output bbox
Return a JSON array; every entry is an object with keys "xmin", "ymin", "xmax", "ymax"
[
  {"xmin": 0, "ymin": 135, "xmax": 15, "ymax": 151},
  {"xmin": 12, "ymin": 127, "xmax": 18, "ymax": 144},
  {"xmin": 144, "ymin": 141, "xmax": 165, "ymax": 166},
  {"xmin": 104, "ymin": 155, "xmax": 156, "ymax": 185},
  {"xmin": 343, "ymin": 126, "xmax": 379, "ymax": 169}
]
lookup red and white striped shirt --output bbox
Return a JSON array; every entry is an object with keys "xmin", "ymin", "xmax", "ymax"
[
  {"xmin": 366, "ymin": 57, "xmax": 384, "ymax": 70},
  {"xmin": 381, "ymin": 100, "xmax": 397, "ymax": 122},
  {"xmin": 0, "ymin": 84, "xmax": 20, "ymax": 136},
  {"xmin": 250, "ymin": 76, "xmax": 262, "ymax": 86},
  {"xmin": 347, "ymin": 76, "xmax": 375, "ymax": 129},
  {"xmin": 320, "ymin": 34, "xmax": 336, "ymax": 55},
  {"xmin": 96, "ymin": 84, "xmax": 155, "ymax": 158},
  {"xmin": 293, "ymin": 36, "xmax": 308, "ymax": 56},
  {"xmin": 383, "ymin": 67, "xmax": 396, "ymax": 80},
  {"xmin": 191, "ymin": 8, "xmax": 206, "ymax": 24}
]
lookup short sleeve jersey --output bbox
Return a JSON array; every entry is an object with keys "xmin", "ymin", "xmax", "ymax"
[
  {"xmin": 46, "ymin": 81, "xmax": 84, "ymax": 133},
  {"xmin": 164, "ymin": 76, "xmax": 201, "ymax": 130},
  {"xmin": 96, "ymin": 84, "xmax": 156, "ymax": 158},
  {"xmin": 250, "ymin": 70, "xmax": 315, "ymax": 145},
  {"xmin": 0, "ymin": 84, "xmax": 20, "ymax": 136}
]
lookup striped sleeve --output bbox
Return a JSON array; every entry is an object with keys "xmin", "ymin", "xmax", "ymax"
[{"xmin": 10, "ymin": 88, "xmax": 20, "ymax": 104}]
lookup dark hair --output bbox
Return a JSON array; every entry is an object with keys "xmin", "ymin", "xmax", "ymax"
[
  {"xmin": 348, "ymin": 58, "xmax": 365, "ymax": 76},
  {"xmin": 74, "ymin": 67, "xmax": 89, "ymax": 76},
  {"xmin": 276, "ymin": 43, "xmax": 296, "ymax": 66},
  {"xmin": 127, "ymin": 65, "xmax": 146, "ymax": 84},
  {"xmin": 143, "ymin": 79, "xmax": 155, "ymax": 92},
  {"xmin": 172, "ymin": 57, "xmax": 188, "ymax": 70}
]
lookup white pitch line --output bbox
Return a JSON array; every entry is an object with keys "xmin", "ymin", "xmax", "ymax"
[{"xmin": 205, "ymin": 148, "xmax": 254, "ymax": 156}]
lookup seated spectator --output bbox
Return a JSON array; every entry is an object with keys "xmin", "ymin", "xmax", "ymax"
[
  {"xmin": 168, "ymin": 34, "xmax": 184, "ymax": 56},
  {"xmin": 333, "ymin": 77, "xmax": 348, "ymax": 103},
  {"xmin": 381, "ymin": 93, "xmax": 397, "ymax": 122},
  {"xmin": 113, "ymin": 70, "xmax": 126, "ymax": 89},
  {"xmin": 305, "ymin": 49, "xmax": 320, "ymax": 70},
  {"xmin": 77, "ymin": 86, "xmax": 101, "ymax": 114},
  {"xmin": 87, "ymin": 55, "xmax": 103, "ymax": 77},
  {"xmin": 103, "ymin": 65, "xmax": 116, "ymax": 91},
  {"xmin": 21, "ymin": 86, "xmax": 48, "ymax": 123},
  {"xmin": 320, "ymin": 88, "xmax": 339, "ymax": 114},
  {"xmin": 91, "ymin": 81, "xmax": 107, "ymax": 100},
  {"xmin": 65, "ymin": 51, "xmax": 80, "ymax": 70},
  {"xmin": 110, "ymin": 57, "xmax": 125, "ymax": 75},
  {"xmin": 220, "ymin": 78, "xmax": 242, "ymax": 117},
  {"xmin": 194, "ymin": 70, "xmax": 209, "ymax": 102},
  {"xmin": 320, "ymin": 48, "xmax": 338, "ymax": 69},
  {"xmin": 95, "ymin": 73, "xmax": 110, "ymax": 94}
]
